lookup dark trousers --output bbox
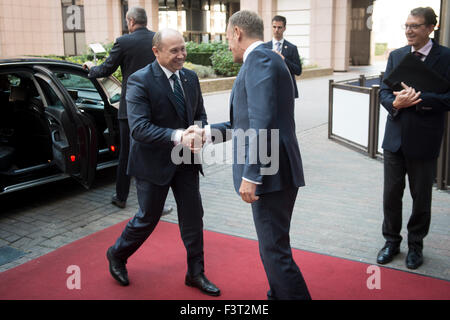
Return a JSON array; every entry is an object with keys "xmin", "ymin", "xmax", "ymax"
[
  {"xmin": 111, "ymin": 165, "xmax": 205, "ymax": 277},
  {"xmin": 383, "ymin": 149, "xmax": 436, "ymax": 250},
  {"xmin": 116, "ymin": 119, "xmax": 131, "ymax": 201},
  {"xmin": 251, "ymin": 187, "xmax": 311, "ymax": 300}
]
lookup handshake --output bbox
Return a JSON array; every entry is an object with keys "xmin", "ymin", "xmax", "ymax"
[{"xmin": 181, "ymin": 125, "xmax": 207, "ymax": 154}]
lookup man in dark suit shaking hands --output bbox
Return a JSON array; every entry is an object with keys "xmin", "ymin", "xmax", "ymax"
[
  {"xmin": 83, "ymin": 7, "xmax": 171, "ymax": 215},
  {"xmin": 377, "ymin": 7, "xmax": 450, "ymax": 270},
  {"xmin": 265, "ymin": 15, "xmax": 302, "ymax": 98},
  {"xmin": 206, "ymin": 11, "xmax": 311, "ymax": 300},
  {"xmin": 105, "ymin": 29, "xmax": 220, "ymax": 297}
]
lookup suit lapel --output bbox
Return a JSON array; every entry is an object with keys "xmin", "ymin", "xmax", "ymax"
[
  {"xmin": 423, "ymin": 42, "xmax": 441, "ymax": 70},
  {"xmin": 151, "ymin": 62, "xmax": 188, "ymax": 124}
]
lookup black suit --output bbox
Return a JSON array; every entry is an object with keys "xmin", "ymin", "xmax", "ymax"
[
  {"xmin": 110, "ymin": 61, "xmax": 208, "ymax": 277},
  {"xmin": 264, "ymin": 39, "xmax": 302, "ymax": 98},
  {"xmin": 88, "ymin": 27, "xmax": 156, "ymax": 202},
  {"xmin": 379, "ymin": 41, "xmax": 450, "ymax": 249}
]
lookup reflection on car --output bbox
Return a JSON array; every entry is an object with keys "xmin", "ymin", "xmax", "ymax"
[{"xmin": 0, "ymin": 58, "xmax": 121, "ymax": 195}]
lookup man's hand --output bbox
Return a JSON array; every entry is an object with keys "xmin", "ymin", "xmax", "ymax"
[
  {"xmin": 239, "ymin": 179, "xmax": 259, "ymax": 203},
  {"xmin": 181, "ymin": 125, "xmax": 205, "ymax": 153},
  {"xmin": 392, "ymin": 82, "xmax": 422, "ymax": 109},
  {"xmin": 82, "ymin": 61, "xmax": 96, "ymax": 71},
  {"xmin": 272, "ymin": 49, "xmax": 285, "ymax": 60}
]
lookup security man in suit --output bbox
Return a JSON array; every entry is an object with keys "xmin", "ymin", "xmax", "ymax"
[
  {"xmin": 265, "ymin": 15, "xmax": 302, "ymax": 98},
  {"xmin": 105, "ymin": 29, "xmax": 220, "ymax": 297},
  {"xmin": 377, "ymin": 7, "xmax": 450, "ymax": 270},
  {"xmin": 83, "ymin": 7, "xmax": 172, "ymax": 215},
  {"xmin": 205, "ymin": 11, "xmax": 311, "ymax": 300}
]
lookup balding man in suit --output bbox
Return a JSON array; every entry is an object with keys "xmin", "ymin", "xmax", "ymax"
[{"xmin": 105, "ymin": 29, "xmax": 220, "ymax": 297}]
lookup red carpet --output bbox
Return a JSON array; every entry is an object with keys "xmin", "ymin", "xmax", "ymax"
[{"xmin": 0, "ymin": 220, "xmax": 448, "ymax": 300}]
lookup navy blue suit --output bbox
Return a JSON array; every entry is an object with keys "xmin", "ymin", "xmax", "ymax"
[
  {"xmin": 211, "ymin": 43, "xmax": 310, "ymax": 300},
  {"xmin": 111, "ymin": 61, "xmax": 208, "ymax": 277},
  {"xmin": 264, "ymin": 39, "xmax": 302, "ymax": 98},
  {"xmin": 379, "ymin": 41, "xmax": 450, "ymax": 249},
  {"xmin": 87, "ymin": 27, "xmax": 156, "ymax": 203}
]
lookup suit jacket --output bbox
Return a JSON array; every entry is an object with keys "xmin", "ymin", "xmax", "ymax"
[
  {"xmin": 264, "ymin": 39, "xmax": 302, "ymax": 98},
  {"xmin": 87, "ymin": 27, "xmax": 156, "ymax": 119},
  {"xmin": 380, "ymin": 41, "xmax": 450, "ymax": 160},
  {"xmin": 126, "ymin": 61, "xmax": 208, "ymax": 185},
  {"xmin": 211, "ymin": 44, "xmax": 305, "ymax": 195}
]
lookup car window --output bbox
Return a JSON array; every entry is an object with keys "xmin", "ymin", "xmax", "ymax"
[
  {"xmin": 98, "ymin": 76, "xmax": 121, "ymax": 105},
  {"xmin": 54, "ymin": 72, "xmax": 103, "ymax": 105},
  {"xmin": 35, "ymin": 77, "xmax": 65, "ymax": 109}
]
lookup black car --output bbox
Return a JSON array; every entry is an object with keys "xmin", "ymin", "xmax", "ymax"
[{"xmin": 0, "ymin": 58, "xmax": 121, "ymax": 195}]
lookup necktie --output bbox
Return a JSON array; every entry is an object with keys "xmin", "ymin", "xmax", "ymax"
[
  {"xmin": 413, "ymin": 51, "xmax": 424, "ymax": 60},
  {"xmin": 276, "ymin": 41, "xmax": 282, "ymax": 52},
  {"xmin": 170, "ymin": 73, "xmax": 187, "ymax": 120}
]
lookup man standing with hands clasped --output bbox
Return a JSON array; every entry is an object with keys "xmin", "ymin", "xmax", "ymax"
[
  {"xmin": 265, "ymin": 15, "xmax": 302, "ymax": 99},
  {"xmin": 105, "ymin": 29, "xmax": 220, "ymax": 297},
  {"xmin": 202, "ymin": 11, "xmax": 311, "ymax": 300},
  {"xmin": 377, "ymin": 7, "xmax": 450, "ymax": 270}
]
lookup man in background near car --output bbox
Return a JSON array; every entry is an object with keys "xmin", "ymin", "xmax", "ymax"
[{"xmin": 83, "ymin": 6, "xmax": 172, "ymax": 215}]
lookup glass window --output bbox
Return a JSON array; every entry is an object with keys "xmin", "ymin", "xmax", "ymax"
[
  {"xmin": 35, "ymin": 77, "xmax": 65, "ymax": 109},
  {"xmin": 98, "ymin": 77, "xmax": 121, "ymax": 105},
  {"xmin": 54, "ymin": 72, "xmax": 103, "ymax": 105}
]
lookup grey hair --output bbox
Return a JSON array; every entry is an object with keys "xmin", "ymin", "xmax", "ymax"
[
  {"xmin": 126, "ymin": 6, "xmax": 147, "ymax": 26},
  {"xmin": 228, "ymin": 10, "xmax": 264, "ymax": 40}
]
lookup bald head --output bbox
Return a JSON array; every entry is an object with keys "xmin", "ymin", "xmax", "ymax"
[
  {"xmin": 152, "ymin": 29, "xmax": 187, "ymax": 73},
  {"xmin": 153, "ymin": 29, "xmax": 184, "ymax": 50}
]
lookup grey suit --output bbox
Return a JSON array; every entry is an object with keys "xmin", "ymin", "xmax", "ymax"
[{"xmin": 211, "ymin": 43, "xmax": 310, "ymax": 300}]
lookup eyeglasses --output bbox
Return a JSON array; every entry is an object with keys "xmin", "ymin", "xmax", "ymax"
[{"xmin": 402, "ymin": 23, "xmax": 426, "ymax": 30}]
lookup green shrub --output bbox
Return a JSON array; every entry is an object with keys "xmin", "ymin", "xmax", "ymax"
[
  {"xmin": 184, "ymin": 62, "xmax": 216, "ymax": 78},
  {"xmin": 185, "ymin": 41, "xmax": 230, "ymax": 67},
  {"xmin": 210, "ymin": 50, "xmax": 241, "ymax": 77},
  {"xmin": 186, "ymin": 52, "xmax": 213, "ymax": 66},
  {"xmin": 186, "ymin": 41, "xmax": 228, "ymax": 53},
  {"xmin": 375, "ymin": 43, "xmax": 388, "ymax": 56}
]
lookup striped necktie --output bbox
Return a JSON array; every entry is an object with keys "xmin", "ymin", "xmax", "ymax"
[
  {"xmin": 170, "ymin": 73, "xmax": 187, "ymax": 120},
  {"xmin": 276, "ymin": 41, "xmax": 282, "ymax": 52}
]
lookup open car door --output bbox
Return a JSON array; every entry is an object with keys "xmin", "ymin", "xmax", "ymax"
[{"xmin": 33, "ymin": 65, "xmax": 97, "ymax": 189}]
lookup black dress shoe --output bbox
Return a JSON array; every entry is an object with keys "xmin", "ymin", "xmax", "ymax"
[
  {"xmin": 376, "ymin": 243, "xmax": 400, "ymax": 264},
  {"xmin": 185, "ymin": 273, "xmax": 221, "ymax": 296},
  {"xmin": 406, "ymin": 248, "xmax": 423, "ymax": 270},
  {"xmin": 161, "ymin": 205, "xmax": 173, "ymax": 216},
  {"xmin": 106, "ymin": 247, "xmax": 129, "ymax": 286},
  {"xmin": 111, "ymin": 194, "xmax": 126, "ymax": 209}
]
